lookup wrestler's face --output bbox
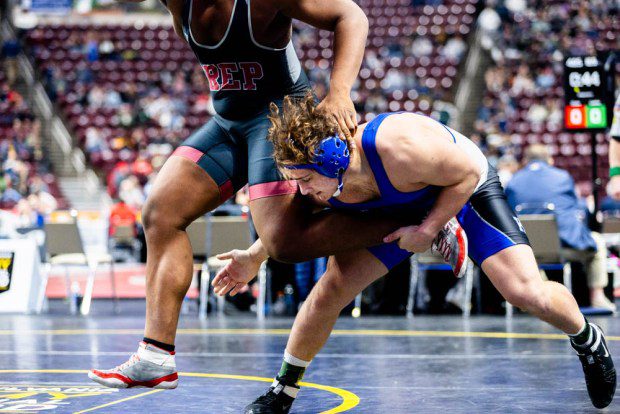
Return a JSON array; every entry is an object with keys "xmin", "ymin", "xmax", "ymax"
[{"xmin": 286, "ymin": 169, "xmax": 338, "ymax": 202}]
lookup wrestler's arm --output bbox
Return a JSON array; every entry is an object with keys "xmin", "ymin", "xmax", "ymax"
[
  {"xmin": 379, "ymin": 117, "xmax": 480, "ymax": 241},
  {"xmin": 212, "ymin": 202, "xmax": 333, "ymax": 296},
  {"xmin": 273, "ymin": 0, "xmax": 368, "ymax": 138},
  {"xmin": 211, "ymin": 238, "xmax": 268, "ymax": 296}
]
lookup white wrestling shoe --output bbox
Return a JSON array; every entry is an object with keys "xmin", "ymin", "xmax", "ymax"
[
  {"xmin": 88, "ymin": 342, "xmax": 178, "ymax": 389},
  {"xmin": 431, "ymin": 218, "xmax": 469, "ymax": 278}
]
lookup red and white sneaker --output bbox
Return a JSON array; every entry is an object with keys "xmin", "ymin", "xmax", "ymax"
[
  {"xmin": 432, "ymin": 218, "xmax": 469, "ymax": 278},
  {"xmin": 88, "ymin": 342, "xmax": 178, "ymax": 389}
]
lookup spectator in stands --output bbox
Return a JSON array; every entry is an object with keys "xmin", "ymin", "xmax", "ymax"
[
  {"xmin": 98, "ymin": 33, "xmax": 118, "ymax": 61},
  {"xmin": 26, "ymin": 190, "xmax": 57, "ymax": 224},
  {"xmin": 411, "ymin": 34, "xmax": 433, "ymax": 57},
  {"xmin": 84, "ymin": 31, "xmax": 100, "ymax": 62},
  {"xmin": 103, "ymin": 87, "xmax": 122, "ymax": 109},
  {"xmin": 15, "ymin": 198, "xmax": 40, "ymax": 227},
  {"xmin": 131, "ymin": 153, "xmax": 153, "ymax": 185},
  {"xmin": 442, "ymin": 34, "xmax": 467, "ymax": 61},
  {"xmin": 109, "ymin": 197, "xmax": 137, "ymax": 238},
  {"xmin": 1, "ymin": 36, "xmax": 21, "ymax": 86},
  {"xmin": 0, "ymin": 174, "xmax": 22, "ymax": 207},
  {"xmin": 364, "ymin": 50, "xmax": 384, "ymax": 71},
  {"xmin": 116, "ymin": 103, "xmax": 135, "ymax": 128},
  {"xmin": 118, "ymin": 175, "xmax": 145, "ymax": 210},
  {"xmin": 505, "ymin": 145, "xmax": 616, "ymax": 311},
  {"xmin": 4, "ymin": 146, "xmax": 29, "ymax": 193},
  {"xmin": 511, "ymin": 64, "xmax": 536, "ymax": 96},
  {"xmin": 87, "ymin": 85, "xmax": 106, "ymax": 109},
  {"xmin": 85, "ymin": 126, "xmax": 111, "ymax": 161},
  {"xmin": 382, "ymin": 68, "xmax": 407, "ymax": 93},
  {"xmin": 526, "ymin": 101, "xmax": 549, "ymax": 124},
  {"xmin": 12, "ymin": 7, "xmax": 38, "ymax": 38},
  {"xmin": 75, "ymin": 62, "xmax": 94, "ymax": 84},
  {"xmin": 66, "ymin": 32, "xmax": 84, "ymax": 54},
  {"xmin": 496, "ymin": 155, "xmax": 519, "ymax": 187},
  {"xmin": 601, "ymin": 181, "xmax": 620, "ymax": 215},
  {"xmin": 478, "ymin": 0, "xmax": 501, "ymax": 47},
  {"xmin": 535, "ymin": 66, "xmax": 556, "ymax": 91}
]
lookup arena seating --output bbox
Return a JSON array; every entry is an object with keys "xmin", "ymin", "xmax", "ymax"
[
  {"xmin": 476, "ymin": 0, "xmax": 618, "ymax": 192},
  {"xmin": 0, "ymin": 69, "xmax": 68, "ymax": 209},
  {"xmin": 23, "ymin": 0, "xmax": 479, "ymax": 182}
]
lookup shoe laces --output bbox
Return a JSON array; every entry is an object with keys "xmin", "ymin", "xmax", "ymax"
[
  {"xmin": 433, "ymin": 228, "xmax": 453, "ymax": 262},
  {"xmin": 116, "ymin": 353, "xmax": 140, "ymax": 371}
]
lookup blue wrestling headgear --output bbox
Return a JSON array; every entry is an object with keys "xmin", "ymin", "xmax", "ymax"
[{"xmin": 286, "ymin": 135, "xmax": 350, "ymax": 197}]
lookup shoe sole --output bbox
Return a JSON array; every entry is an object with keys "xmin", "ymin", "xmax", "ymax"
[
  {"xmin": 454, "ymin": 223, "xmax": 468, "ymax": 278},
  {"xmin": 587, "ymin": 325, "xmax": 616, "ymax": 408},
  {"xmin": 88, "ymin": 370, "xmax": 179, "ymax": 389}
]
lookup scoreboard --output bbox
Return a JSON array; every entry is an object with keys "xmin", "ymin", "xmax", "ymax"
[{"xmin": 563, "ymin": 54, "xmax": 615, "ymax": 131}]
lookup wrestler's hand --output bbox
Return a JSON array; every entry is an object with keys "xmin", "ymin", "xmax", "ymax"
[
  {"xmin": 383, "ymin": 225, "xmax": 437, "ymax": 253},
  {"xmin": 211, "ymin": 249, "xmax": 262, "ymax": 296},
  {"xmin": 317, "ymin": 91, "xmax": 358, "ymax": 143},
  {"xmin": 610, "ymin": 176, "xmax": 620, "ymax": 200}
]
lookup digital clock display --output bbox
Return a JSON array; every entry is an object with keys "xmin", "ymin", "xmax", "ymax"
[{"xmin": 563, "ymin": 54, "xmax": 613, "ymax": 131}]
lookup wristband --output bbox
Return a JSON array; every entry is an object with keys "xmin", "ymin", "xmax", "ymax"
[{"xmin": 610, "ymin": 167, "xmax": 620, "ymax": 177}]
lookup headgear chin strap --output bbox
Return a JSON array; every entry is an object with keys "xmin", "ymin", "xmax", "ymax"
[{"xmin": 286, "ymin": 135, "xmax": 350, "ymax": 197}]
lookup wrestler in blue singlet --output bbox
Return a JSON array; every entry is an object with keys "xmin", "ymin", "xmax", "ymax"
[{"xmin": 325, "ymin": 113, "xmax": 530, "ymax": 269}]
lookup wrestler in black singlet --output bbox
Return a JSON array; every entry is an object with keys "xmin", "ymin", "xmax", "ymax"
[{"xmin": 174, "ymin": 0, "xmax": 311, "ymax": 200}]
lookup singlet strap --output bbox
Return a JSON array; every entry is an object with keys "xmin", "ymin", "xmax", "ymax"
[
  {"xmin": 182, "ymin": 0, "xmax": 244, "ymax": 48},
  {"xmin": 361, "ymin": 112, "xmax": 401, "ymax": 196}
]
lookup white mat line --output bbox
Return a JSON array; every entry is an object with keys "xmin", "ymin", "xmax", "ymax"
[{"xmin": 0, "ymin": 350, "xmax": 577, "ymax": 359}]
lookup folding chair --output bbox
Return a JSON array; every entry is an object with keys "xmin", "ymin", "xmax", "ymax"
[
  {"xmin": 406, "ymin": 250, "xmax": 474, "ymax": 318},
  {"xmin": 189, "ymin": 216, "xmax": 261, "ymax": 319},
  {"xmin": 43, "ymin": 220, "xmax": 117, "ymax": 315},
  {"xmin": 601, "ymin": 216, "xmax": 620, "ymax": 248},
  {"xmin": 602, "ymin": 216, "xmax": 620, "ymax": 234},
  {"xmin": 109, "ymin": 224, "xmax": 139, "ymax": 261}
]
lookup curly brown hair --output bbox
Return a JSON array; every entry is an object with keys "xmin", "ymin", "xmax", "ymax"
[{"xmin": 267, "ymin": 91, "xmax": 342, "ymax": 169}]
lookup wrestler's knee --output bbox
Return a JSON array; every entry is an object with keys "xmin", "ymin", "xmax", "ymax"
[
  {"xmin": 142, "ymin": 192, "xmax": 193, "ymax": 238},
  {"xmin": 504, "ymin": 280, "xmax": 551, "ymax": 315},
  {"xmin": 308, "ymin": 274, "xmax": 353, "ymax": 313}
]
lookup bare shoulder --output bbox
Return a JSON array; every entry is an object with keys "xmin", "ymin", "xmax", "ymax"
[
  {"xmin": 373, "ymin": 114, "xmax": 429, "ymax": 189},
  {"xmin": 374, "ymin": 113, "xmax": 439, "ymax": 161},
  {"xmin": 373, "ymin": 113, "xmax": 454, "ymax": 189}
]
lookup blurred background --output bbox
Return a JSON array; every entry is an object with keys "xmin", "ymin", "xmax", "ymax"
[{"xmin": 0, "ymin": 0, "xmax": 618, "ymax": 318}]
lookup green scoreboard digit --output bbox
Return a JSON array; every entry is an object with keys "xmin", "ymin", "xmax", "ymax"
[{"xmin": 564, "ymin": 54, "xmax": 615, "ymax": 131}]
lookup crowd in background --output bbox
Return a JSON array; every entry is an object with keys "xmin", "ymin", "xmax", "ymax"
[
  {"xmin": 2, "ymin": 0, "xmax": 619, "ymax": 313},
  {"xmin": 0, "ymin": 69, "xmax": 58, "ymax": 232},
  {"xmin": 474, "ymin": 0, "xmax": 618, "ymax": 187},
  {"xmin": 22, "ymin": 0, "xmax": 476, "ymax": 210}
]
